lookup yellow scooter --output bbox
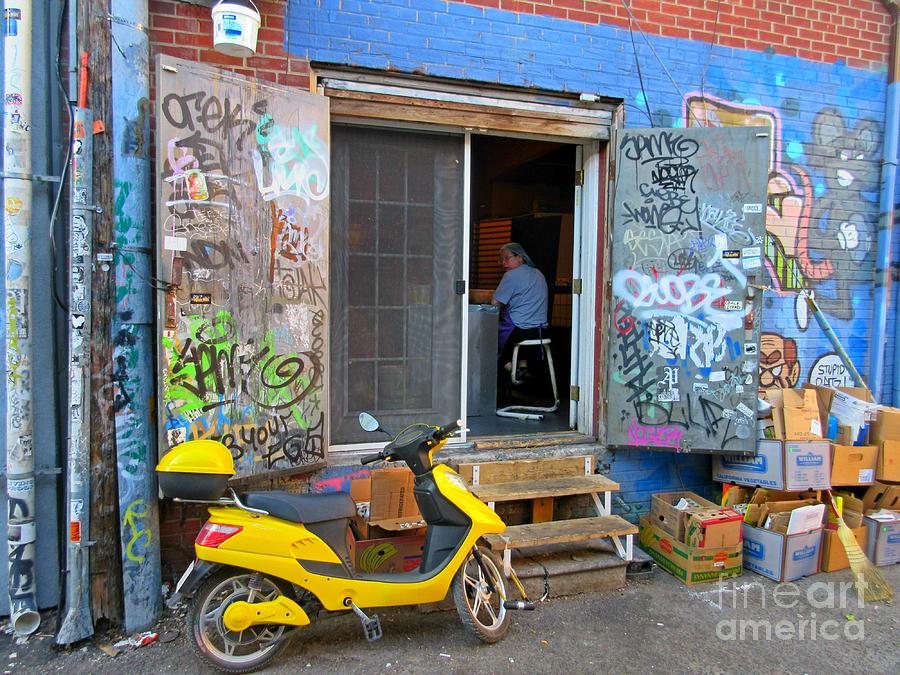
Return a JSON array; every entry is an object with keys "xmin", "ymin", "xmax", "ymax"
[{"xmin": 157, "ymin": 414, "xmax": 533, "ymax": 672}]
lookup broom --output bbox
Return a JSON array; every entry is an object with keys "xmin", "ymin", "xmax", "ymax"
[{"xmin": 825, "ymin": 490, "xmax": 893, "ymax": 603}]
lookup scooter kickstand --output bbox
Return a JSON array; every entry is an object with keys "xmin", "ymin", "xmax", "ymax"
[{"xmin": 348, "ymin": 601, "xmax": 382, "ymax": 642}]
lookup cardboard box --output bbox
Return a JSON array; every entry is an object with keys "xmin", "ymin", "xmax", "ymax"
[
  {"xmin": 768, "ymin": 388, "xmax": 824, "ymax": 440},
  {"xmin": 650, "ymin": 491, "xmax": 720, "ymax": 542},
  {"xmin": 714, "ymin": 440, "xmax": 831, "ymax": 490},
  {"xmin": 821, "ymin": 526, "xmax": 868, "ymax": 572},
  {"xmin": 877, "ymin": 440, "xmax": 900, "ymax": 483},
  {"xmin": 350, "ymin": 468, "xmax": 425, "ymax": 532},
  {"xmin": 348, "ymin": 529, "xmax": 425, "ymax": 573},
  {"xmin": 862, "ymin": 482, "xmax": 900, "ymax": 512},
  {"xmin": 639, "ymin": 516, "xmax": 743, "ymax": 585},
  {"xmin": 742, "ymin": 523, "xmax": 823, "ymax": 582},
  {"xmin": 783, "ymin": 441, "xmax": 832, "ymax": 490},
  {"xmin": 684, "ymin": 508, "xmax": 743, "ymax": 548},
  {"xmin": 830, "ymin": 444, "xmax": 878, "ymax": 486},
  {"xmin": 871, "ymin": 406, "xmax": 900, "ymax": 442},
  {"xmin": 713, "ymin": 440, "xmax": 785, "ymax": 489},
  {"xmin": 864, "ymin": 511, "xmax": 900, "ymax": 566}
]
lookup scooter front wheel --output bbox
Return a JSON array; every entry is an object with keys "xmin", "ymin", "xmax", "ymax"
[
  {"xmin": 189, "ymin": 567, "xmax": 295, "ymax": 673},
  {"xmin": 452, "ymin": 547, "xmax": 510, "ymax": 643}
]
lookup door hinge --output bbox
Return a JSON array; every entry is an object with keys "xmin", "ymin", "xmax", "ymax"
[
  {"xmin": 570, "ymin": 385, "xmax": 580, "ymax": 401},
  {"xmin": 608, "ymin": 159, "xmax": 615, "ymax": 182},
  {"xmin": 455, "ymin": 279, "xmax": 466, "ymax": 295},
  {"xmin": 575, "ymin": 169, "xmax": 584, "ymax": 186},
  {"xmin": 572, "ymin": 279, "xmax": 583, "ymax": 295}
]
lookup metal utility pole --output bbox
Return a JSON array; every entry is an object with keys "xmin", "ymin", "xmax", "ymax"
[
  {"xmin": 110, "ymin": 0, "xmax": 161, "ymax": 632},
  {"xmin": 57, "ymin": 53, "xmax": 96, "ymax": 646},
  {"xmin": 3, "ymin": 0, "xmax": 41, "ymax": 637}
]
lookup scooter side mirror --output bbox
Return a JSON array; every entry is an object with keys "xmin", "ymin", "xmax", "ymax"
[{"xmin": 358, "ymin": 412, "xmax": 381, "ymax": 433}]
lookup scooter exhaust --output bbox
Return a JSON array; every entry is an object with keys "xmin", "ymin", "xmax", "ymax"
[{"xmin": 502, "ymin": 600, "xmax": 535, "ymax": 610}]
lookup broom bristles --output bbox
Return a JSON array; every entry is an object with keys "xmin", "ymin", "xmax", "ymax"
[{"xmin": 830, "ymin": 494, "xmax": 893, "ymax": 603}]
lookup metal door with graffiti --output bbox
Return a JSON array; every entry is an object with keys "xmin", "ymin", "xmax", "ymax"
[
  {"xmin": 155, "ymin": 56, "xmax": 330, "ymax": 477},
  {"xmin": 606, "ymin": 127, "xmax": 768, "ymax": 453}
]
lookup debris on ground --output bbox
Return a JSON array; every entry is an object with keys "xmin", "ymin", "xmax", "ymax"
[{"xmin": 112, "ymin": 631, "xmax": 158, "ymax": 650}]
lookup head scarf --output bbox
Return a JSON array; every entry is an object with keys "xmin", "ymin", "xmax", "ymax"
[{"xmin": 500, "ymin": 242, "xmax": 536, "ymax": 267}]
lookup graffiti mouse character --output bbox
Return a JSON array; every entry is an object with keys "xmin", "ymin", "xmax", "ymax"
[{"xmin": 799, "ymin": 108, "xmax": 880, "ymax": 322}]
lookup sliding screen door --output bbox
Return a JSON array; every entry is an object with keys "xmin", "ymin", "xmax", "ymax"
[{"xmin": 330, "ymin": 126, "xmax": 463, "ymax": 444}]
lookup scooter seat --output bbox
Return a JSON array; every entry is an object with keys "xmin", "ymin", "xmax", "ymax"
[{"xmin": 241, "ymin": 491, "xmax": 357, "ymax": 524}]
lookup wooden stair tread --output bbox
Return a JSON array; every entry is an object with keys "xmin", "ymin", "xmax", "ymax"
[
  {"xmin": 483, "ymin": 515, "xmax": 637, "ymax": 550},
  {"xmin": 470, "ymin": 474, "xmax": 620, "ymax": 502}
]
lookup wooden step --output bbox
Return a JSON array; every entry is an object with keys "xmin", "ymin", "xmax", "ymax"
[
  {"xmin": 482, "ymin": 515, "xmax": 637, "ymax": 551},
  {"xmin": 470, "ymin": 474, "xmax": 620, "ymax": 503}
]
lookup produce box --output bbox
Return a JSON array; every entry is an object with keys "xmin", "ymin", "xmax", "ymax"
[{"xmin": 639, "ymin": 516, "xmax": 742, "ymax": 586}]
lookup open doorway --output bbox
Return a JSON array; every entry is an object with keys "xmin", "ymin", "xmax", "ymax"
[{"xmin": 466, "ymin": 135, "xmax": 577, "ymax": 437}]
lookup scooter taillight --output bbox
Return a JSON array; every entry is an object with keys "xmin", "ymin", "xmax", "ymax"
[{"xmin": 196, "ymin": 522, "xmax": 243, "ymax": 548}]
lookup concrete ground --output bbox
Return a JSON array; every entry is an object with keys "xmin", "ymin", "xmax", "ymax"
[{"xmin": 2, "ymin": 563, "xmax": 898, "ymax": 674}]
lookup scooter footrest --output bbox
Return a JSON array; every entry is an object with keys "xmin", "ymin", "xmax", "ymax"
[{"xmin": 361, "ymin": 614, "xmax": 382, "ymax": 642}]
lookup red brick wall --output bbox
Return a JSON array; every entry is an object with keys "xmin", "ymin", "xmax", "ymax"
[
  {"xmin": 148, "ymin": 0, "xmax": 309, "ymax": 89},
  {"xmin": 456, "ymin": 0, "xmax": 892, "ymax": 68}
]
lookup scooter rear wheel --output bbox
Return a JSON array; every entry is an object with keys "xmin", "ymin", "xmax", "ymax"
[
  {"xmin": 189, "ymin": 567, "xmax": 294, "ymax": 673},
  {"xmin": 452, "ymin": 547, "xmax": 510, "ymax": 643}
]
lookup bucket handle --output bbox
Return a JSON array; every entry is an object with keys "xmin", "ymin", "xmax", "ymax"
[{"xmin": 214, "ymin": 0, "xmax": 260, "ymax": 15}]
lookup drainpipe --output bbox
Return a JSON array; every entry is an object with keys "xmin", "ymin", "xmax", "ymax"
[
  {"xmin": 110, "ymin": 0, "xmax": 161, "ymax": 632},
  {"xmin": 874, "ymin": 0, "xmax": 900, "ymax": 401},
  {"xmin": 3, "ymin": 1, "xmax": 41, "ymax": 636}
]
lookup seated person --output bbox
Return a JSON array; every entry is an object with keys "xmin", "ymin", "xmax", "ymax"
[{"xmin": 491, "ymin": 242, "xmax": 548, "ymax": 381}]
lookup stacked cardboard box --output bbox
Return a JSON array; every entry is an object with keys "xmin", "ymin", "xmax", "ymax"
[
  {"xmin": 639, "ymin": 491, "xmax": 743, "ymax": 585},
  {"xmin": 723, "ymin": 486, "xmax": 825, "ymax": 582},
  {"xmin": 349, "ymin": 468, "xmax": 426, "ymax": 573}
]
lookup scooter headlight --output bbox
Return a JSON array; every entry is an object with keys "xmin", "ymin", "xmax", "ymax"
[{"xmin": 445, "ymin": 473, "xmax": 470, "ymax": 493}]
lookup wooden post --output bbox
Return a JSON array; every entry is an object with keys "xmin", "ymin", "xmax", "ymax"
[{"xmin": 82, "ymin": 0, "xmax": 123, "ymax": 625}]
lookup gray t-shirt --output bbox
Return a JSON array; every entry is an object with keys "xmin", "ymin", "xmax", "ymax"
[{"xmin": 494, "ymin": 265, "xmax": 548, "ymax": 329}]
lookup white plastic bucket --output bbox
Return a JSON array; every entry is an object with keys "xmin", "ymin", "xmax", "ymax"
[{"xmin": 211, "ymin": 0, "xmax": 260, "ymax": 57}]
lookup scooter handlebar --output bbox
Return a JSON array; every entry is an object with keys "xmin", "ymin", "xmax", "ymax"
[
  {"xmin": 435, "ymin": 419, "xmax": 462, "ymax": 441},
  {"xmin": 360, "ymin": 451, "xmax": 384, "ymax": 465}
]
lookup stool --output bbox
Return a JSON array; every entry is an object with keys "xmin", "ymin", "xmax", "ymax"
[{"xmin": 496, "ymin": 338, "xmax": 559, "ymax": 421}]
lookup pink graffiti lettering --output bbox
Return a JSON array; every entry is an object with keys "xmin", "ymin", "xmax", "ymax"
[{"xmin": 627, "ymin": 421, "xmax": 683, "ymax": 448}]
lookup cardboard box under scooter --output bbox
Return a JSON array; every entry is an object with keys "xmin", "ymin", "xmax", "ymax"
[
  {"xmin": 348, "ymin": 529, "xmax": 425, "ymax": 574},
  {"xmin": 712, "ymin": 440, "xmax": 831, "ymax": 490},
  {"xmin": 741, "ymin": 523, "xmax": 823, "ymax": 582},
  {"xmin": 639, "ymin": 516, "xmax": 743, "ymax": 585}
]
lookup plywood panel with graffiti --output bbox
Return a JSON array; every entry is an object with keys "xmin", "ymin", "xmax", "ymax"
[
  {"xmin": 155, "ymin": 56, "xmax": 329, "ymax": 477},
  {"xmin": 606, "ymin": 127, "xmax": 768, "ymax": 453}
]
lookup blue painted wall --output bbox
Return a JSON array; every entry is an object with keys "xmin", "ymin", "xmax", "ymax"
[{"xmin": 285, "ymin": 0, "xmax": 895, "ymax": 519}]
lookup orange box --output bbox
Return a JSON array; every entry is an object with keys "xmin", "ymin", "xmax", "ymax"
[{"xmin": 684, "ymin": 508, "xmax": 743, "ymax": 548}]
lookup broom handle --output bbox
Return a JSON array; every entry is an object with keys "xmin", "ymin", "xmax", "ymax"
[{"xmin": 804, "ymin": 293, "xmax": 873, "ymax": 400}]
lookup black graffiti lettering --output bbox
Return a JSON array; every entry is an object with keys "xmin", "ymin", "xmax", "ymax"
[
  {"xmin": 621, "ymin": 194, "xmax": 700, "ymax": 235},
  {"xmin": 620, "ymin": 131, "xmax": 700, "ymax": 163}
]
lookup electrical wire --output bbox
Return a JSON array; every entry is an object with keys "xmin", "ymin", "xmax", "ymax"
[
  {"xmin": 626, "ymin": 2, "xmax": 654, "ymax": 127},
  {"xmin": 50, "ymin": 0, "xmax": 74, "ymax": 312},
  {"xmin": 618, "ymin": 0, "xmax": 702, "ymax": 127},
  {"xmin": 698, "ymin": 0, "xmax": 723, "ymax": 106}
]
